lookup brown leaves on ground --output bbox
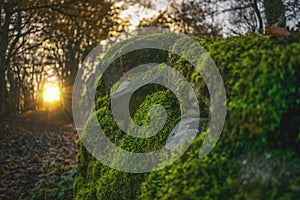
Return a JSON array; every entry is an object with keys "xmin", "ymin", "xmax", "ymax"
[{"xmin": 0, "ymin": 110, "xmax": 78, "ymax": 199}]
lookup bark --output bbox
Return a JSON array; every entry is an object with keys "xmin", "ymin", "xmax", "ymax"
[
  {"xmin": 253, "ymin": 0, "xmax": 264, "ymax": 33},
  {"xmin": 63, "ymin": 40, "xmax": 80, "ymax": 117},
  {"xmin": 263, "ymin": 0, "xmax": 286, "ymax": 27},
  {"xmin": 0, "ymin": 5, "xmax": 11, "ymax": 117}
]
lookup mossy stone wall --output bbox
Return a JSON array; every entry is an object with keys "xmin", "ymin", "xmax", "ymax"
[{"xmin": 74, "ymin": 33, "xmax": 300, "ymax": 199}]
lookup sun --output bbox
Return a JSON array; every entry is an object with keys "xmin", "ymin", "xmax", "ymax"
[{"xmin": 43, "ymin": 83, "xmax": 60, "ymax": 102}]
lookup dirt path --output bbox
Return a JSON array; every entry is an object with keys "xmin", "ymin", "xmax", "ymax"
[{"xmin": 0, "ymin": 110, "xmax": 78, "ymax": 199}]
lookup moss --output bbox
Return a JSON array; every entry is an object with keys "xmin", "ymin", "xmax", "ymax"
[
  {"xmin": 96, "ymin": 170, "xmax": 145, "ymax": 200},
  {"xmin": 75, "ymin": 90, "xmax": 183, "ymax": 199},
  {"xmin": 139, "ymin": 136, "xmax": 240, "ymax": 200},
  {"xmin": 75, "ymin": 34, "xmax": 300, "ymax": 199},
  {"xmin": 119, "ymin": 91, "xmax": 180, "ymax": 153}
]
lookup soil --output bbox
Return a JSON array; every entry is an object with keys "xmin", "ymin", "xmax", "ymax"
[{"xmin": 0, "ymin": 110, "xmax": 78, "ymax": 199}]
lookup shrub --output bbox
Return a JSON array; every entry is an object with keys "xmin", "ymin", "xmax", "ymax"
[{"xmin": 29, "ymin": 161, "xmax": 77, "ymax": 200}]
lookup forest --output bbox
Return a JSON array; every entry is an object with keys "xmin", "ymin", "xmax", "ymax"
[{"xmin": 0, "ymin": 0, "xmax": 300, "ymax": 199}]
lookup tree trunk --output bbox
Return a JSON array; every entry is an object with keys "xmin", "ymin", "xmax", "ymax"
[
  {"xmin": 63, "ymin": 40, "xmax": 79, "ymax": 117},
  {"xmin": 0, "ymin": 59, "xmax": 9, "ymax": 117},
  {"xmin": 263, "ymin": 0, "xmax": 286, "ymax": 27},
  {"xmin": 253, "ymin": 0, "xmax": 264, "ymax": 33},
  {"xmin": 0, "ymin": 71, "xmax": 7, "ymax": 117},
  {"xmin": 0, "ymin": 5, "xmax": 12, "ymax": 117}
]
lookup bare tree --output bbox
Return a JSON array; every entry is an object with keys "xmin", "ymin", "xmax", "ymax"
[
  {"xmin": 223, "ymin": 0, "xmax": 300, "ymax": 34},
  {"xmin": 139, "ymin": 0, "xmax": 221, "ymax": 36},
  {"xmin": 0, "ymin": 0, "xmax": 46, "ymax": 116},
  {"xmin": 0, "ymin": 0, "xmax": 127, "ymax": 117}
]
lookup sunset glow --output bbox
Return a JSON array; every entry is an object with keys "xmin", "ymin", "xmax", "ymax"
[{"xmin": 43, "ymin": 83, "xmax": 60, "ymax": 102}]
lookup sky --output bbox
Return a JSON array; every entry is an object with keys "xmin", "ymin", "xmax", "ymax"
[
  {"xmin": 117, "ymin": 0, "xmax": 233, "ymax": 35},
  {"xmin": 118, "ymin": 0, "xmax": 170, "ymax": 30}
]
